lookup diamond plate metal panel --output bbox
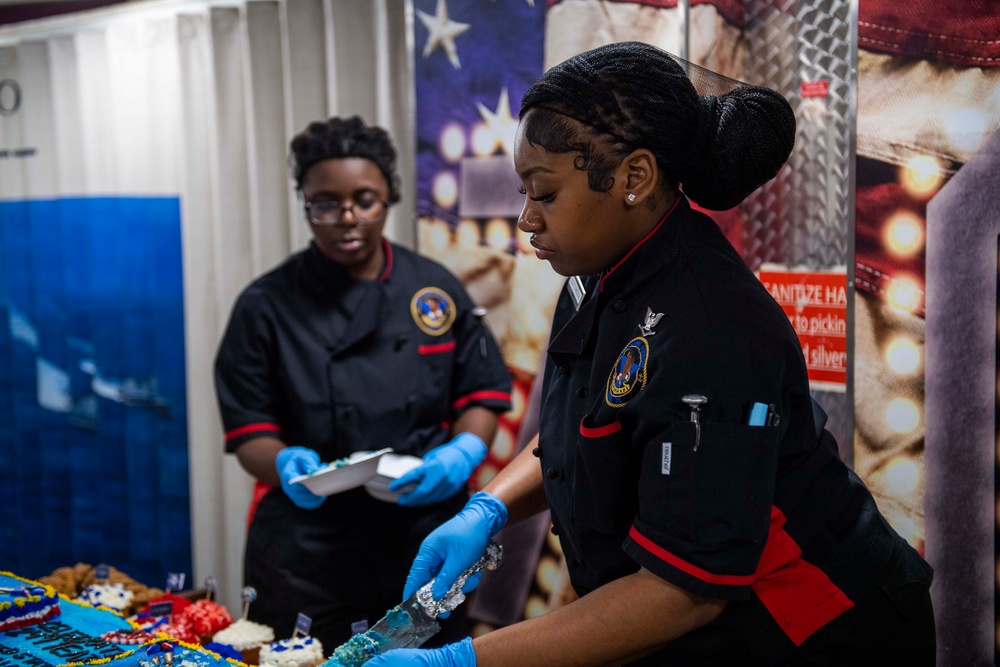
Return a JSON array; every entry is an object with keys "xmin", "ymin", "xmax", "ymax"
[{"xmin": 741, "ymin": 0, "xmax": 855, "ymax": 455}]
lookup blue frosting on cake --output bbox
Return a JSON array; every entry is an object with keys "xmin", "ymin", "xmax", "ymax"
[{"xmin": 0, "ymin": 573, "xmax": 247, "ymax": 667}]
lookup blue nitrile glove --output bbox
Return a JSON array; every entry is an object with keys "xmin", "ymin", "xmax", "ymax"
[
  {"xmin": 365, "ymin": 637, "xmax": 476, "ymax": 667},
  {"xmin": 403, "ymin": 491, "xmax": 507, "ymax": 601},
  {"xmin": 275, "ymin": 446, "xmax": 326, "ymax": 509},
  {"xmin": 392, "ymin": 433, "xmax": 488, "ymax": 507}
]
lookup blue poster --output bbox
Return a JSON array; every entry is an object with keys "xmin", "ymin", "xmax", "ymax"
[{"xmin": 0, "ymin": 197, "xmax": 190, "ymax": 586}]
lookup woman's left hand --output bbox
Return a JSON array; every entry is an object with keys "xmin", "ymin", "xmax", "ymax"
[
  {"xmin": 366, "ymin": 637, "xmax": 476, "ymax": 667},
  {"xmin": 392, "ymin": 433, "xmax": 487, "ymax": 506}
]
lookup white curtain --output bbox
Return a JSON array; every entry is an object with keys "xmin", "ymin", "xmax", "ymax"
[{"xmin": 0, "ymin": 0, "xmax": 414, "ymax": 614}]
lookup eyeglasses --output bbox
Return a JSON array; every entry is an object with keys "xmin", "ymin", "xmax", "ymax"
[{"xmin": 302, "ymin": 196, "xmax": 389, "ymax": 226}]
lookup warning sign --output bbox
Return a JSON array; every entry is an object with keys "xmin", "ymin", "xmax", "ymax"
[{"xmin": 758, "ymin": 265, "xmax": 847, "ymax": 392}]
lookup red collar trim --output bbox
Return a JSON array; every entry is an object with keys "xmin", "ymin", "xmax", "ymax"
[
  {"xmin": 379, "ymin": 238, "xmax": 393, "ymax": 282},
  {"xmin": 599, "ymin": 197, "xmax": 680, "ymax": 293}
]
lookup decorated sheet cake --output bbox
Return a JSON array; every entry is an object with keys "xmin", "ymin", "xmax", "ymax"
[
  {"xmin": 0, "ymin": 572, "xmax": 248, "ymax": 667},
  {"xmin": 0, "ymin": 576, "xmax": 61, "ymax": 633}
]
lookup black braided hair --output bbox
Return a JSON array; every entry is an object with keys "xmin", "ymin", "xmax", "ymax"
[
  {"xmin": 289, "ymin": 116, "xmax": 402, "ymax": 204},
  {"xmin": 519, "ymin": 41, "xmax": 795, "ymax": 211}
]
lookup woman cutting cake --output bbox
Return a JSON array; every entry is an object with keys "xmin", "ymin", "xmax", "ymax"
[{"xmin": 342, "ymin": 42, "xmax": 935, "ymax": 667}]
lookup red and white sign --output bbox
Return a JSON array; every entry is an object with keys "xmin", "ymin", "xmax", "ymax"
[
  {"xmin": 758, "ymin": 265, "xmax": 847, "ymax": 392},
  {"xmin": 801, "ymin": 80, "xmax": 829, "ymax": 98}
]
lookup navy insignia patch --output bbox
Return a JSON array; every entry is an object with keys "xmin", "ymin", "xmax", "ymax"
[
  {"xmin": 606, "ymin": 337, "xmax": 649, "ymax": 407},
  {"xmin": 411, "ymin": 287, "xmax": 456, "ymax": 336}
]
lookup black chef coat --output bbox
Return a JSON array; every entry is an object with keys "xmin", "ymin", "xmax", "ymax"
[
  {"xmin": 537, "ymin": 198, "xmax": 929, "ymax": 664},
  {"xmin": 215, "ymin": 239, "xmax": 512, "ymax": 648}
]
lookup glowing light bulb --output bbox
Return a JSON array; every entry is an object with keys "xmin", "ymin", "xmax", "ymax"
[
  {"xmin": 886, "ymin": 397, "xmax": 920, "ymax": 434},
  {"xmin": 422, "ymin": 218, "xmax": 451, "ymax": 255},
  {"xmin": 885, "ymin": 337, "xmax": 921, "ymax": 375},
  {"xmin": 470, "ymin": 623, "xmax": 493, "ymax": 638},
  {"xmin": 439, "ymin": 124, "xmax": 466, "ymax": 162},
  {"xmin": 456, "ymin": 218, "xmax": 481, "ymax": 246},
  {"xmin": 884, "ymin": 211, "xmax": 924, "ymax": 257},
  {"xmin": 885, "ymin": 456, "xmax": 920, "ymax": 495},
  {"xmin": 433, "ymin": 172, "xmax": 458, "ymax": 209},
  {"xmin": 901, "ymin": 154, "xmax": 943, "ymax": 198},
  {"xmin": 471, "ymin": 122, "xmax": 497, "ymax": 157},
  {"xmin": 886, "ymin": 276, "xmax": 922, "ymax": 313},
  {"xmin": 535, "ymin": 556, "xmax": 561, "ymax": 594},
  {"xmin": 507, "ymin": 383, "xmax": 527, "ymax": 421},
  {"xmin": 887, "ymin": 514, "xmax": 921, "ymax": 551},
  {"xmin": 474, "ymin": 463, "xmax": 498, "ymax": 488},
  {"xmin": 524, "ymin": 595, "xmax": 547, "ymax": 618},
  {"xmin": 485, "ymin": 217, "xmax": 513, "ymax": 250},
  {"xmin": 491, "ymin": 426, "xmax": 514, "ymax": 460}
]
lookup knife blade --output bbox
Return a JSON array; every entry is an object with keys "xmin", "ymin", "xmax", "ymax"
[{"xmin": 330, "ymin": 540, "xmax": 503, "ymax": 666}]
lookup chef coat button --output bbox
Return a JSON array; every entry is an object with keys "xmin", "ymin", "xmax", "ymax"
[
  {"xmin": 613, "ymin": 300, "xmax": 627, "ymax": 312},
  {"xmin": 546, "ymin": 467, "xmax": 560, "ymax": 479},
  {"xmin": 532, "ymin": 447, "xmax": 541, "ymax": 457},
  {"xmin": 576, "ymin": 386, "xmax": 589, "ymax": 398},
  {"xmin": 550, "ymin": 524, "xmax": 560, "ymax": 536}
]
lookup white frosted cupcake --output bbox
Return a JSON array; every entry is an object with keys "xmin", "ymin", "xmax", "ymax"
[
  {"xmin": 259, "ymin": 635, "xmax": 324, "ymax": 667},
  {"xmin": 80, "ymin": 583, "xmax": 134, "ymax": 613},
  {"xmin": 212, "ymin": 618, "xmax": 275, "ymax": 664}
]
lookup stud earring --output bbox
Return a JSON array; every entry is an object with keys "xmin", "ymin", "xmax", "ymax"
[{"xmin": 627, "ymin": 193, "xmax": 637, "ymax": 203}]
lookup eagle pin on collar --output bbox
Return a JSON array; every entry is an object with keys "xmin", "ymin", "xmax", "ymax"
[{"xmin": 639, "ymin": 307, "xmax": 664, "ymax": 336}]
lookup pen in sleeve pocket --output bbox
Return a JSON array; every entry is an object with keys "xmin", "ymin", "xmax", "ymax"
[{"xmin": 748, "ymin": 402, "xmax": 769, "ymax": 426}]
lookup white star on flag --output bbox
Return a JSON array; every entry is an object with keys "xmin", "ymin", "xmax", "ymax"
[
  {"xmin": 476, "ymin": 88, "xmax": 518, "ymax": 156},
  {"xmin": 417, "ymin": 0, "xmax": 471, "ymax": 70}
]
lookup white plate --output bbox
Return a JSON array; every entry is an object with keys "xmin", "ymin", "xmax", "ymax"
[
  {"xmin": 290, "ymin": 448, "xmax": 393, "ymax": 496},
  {"xmin": 364, "ymin": 453, "xmax": 423, "ymax": 503}
]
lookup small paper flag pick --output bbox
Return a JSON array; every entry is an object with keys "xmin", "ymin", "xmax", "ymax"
[{"xmin": 292, "ymin": 612, "xmax": 312, "ymax": 637}]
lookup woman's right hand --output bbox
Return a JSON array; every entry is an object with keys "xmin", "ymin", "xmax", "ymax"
[{"xmin": 404, "ymin": 492, "xmax": 508, "ymax": 601}]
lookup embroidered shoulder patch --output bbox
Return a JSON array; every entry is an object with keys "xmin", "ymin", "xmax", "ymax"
[
  {"xmin": 606, "ymin": 336, "xmax": 649, "ymax": 407},
  {"xmin": 411, "ymin": 287, "xmax": 456, "ymax": 336}
]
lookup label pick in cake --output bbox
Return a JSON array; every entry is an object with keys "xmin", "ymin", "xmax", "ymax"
[
  {"xmin": 241, "ymin": 586, "xmax": 257, "ymax": 620},
  {"xmin": 293, "ymin": 612, "xmax": 312, "ymax": 637},
  {"xmin": 96, "ymin": 563, "xmax": 110, "ymax": 582},
  {"xmin": 166, "ymin": 572, "xmax": 185, "ymax": 593},
  {"xmin": 205, "ymin": 575, "xmax": 217, "ymax": 600},
  {"xmin": 150, "ymin": 600, "xmax": 174, "ymax": 619}
]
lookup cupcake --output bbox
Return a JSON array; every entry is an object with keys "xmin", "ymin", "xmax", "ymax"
[
  {"xmin": 181, "ymin": 599, "xmax": 234, "ymax": 640},
  {"xmin": 212, "ymin": 618, "xmax": 275, "ymax": 665},
  {"xmin": 79, "ymin": 583, "xmax": 134, "ymax": 614},
  {"xmin": 140, "ymin": 592, "xmax": 192, "ymax": 617},
  {"xmin": 259, "ymin": 635, "xmax": 324, "ymax": 667}
]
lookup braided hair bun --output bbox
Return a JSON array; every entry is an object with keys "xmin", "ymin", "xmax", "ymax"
[{"xmin": 519, "ymin": 41, "xmax": 795, "ymax": 210}]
